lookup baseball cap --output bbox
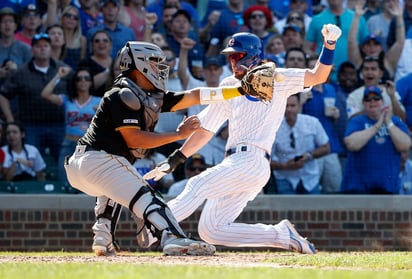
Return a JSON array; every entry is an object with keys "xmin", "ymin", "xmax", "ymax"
[
  {"xmin": 101, "ymin": 0, "xmax": 120, "ymax": 7},
  {"xmin": 363, "ymin": 85, "xmax": 382, "ymax": 99},
  {"xmin": 31, "ymin": 33, "xmax": 51, "ymax": 46},
  {"xmin": 172, "ymin": 9, "xmax": 191, "ymax": 22},
  {"xmin": 0, "ymin": 7, "xmax": 16, "ymax": 21},
  {"xmin": 203, "ymin": 56, "xmax": 223, "ymax": 68},
  {"xmin": 23, "ymin": 4, "xmax": 39, "ymax": 15},
  {"xmin": 282, "ymin": 24, "xmax": 301, "ymax": 35},
  {"xmin": 362, "ymin": 34, "xmax": 383, "ymax": 46},
  {"xmin": 184, "ymin": 153, "xmax": 206, "ymax": 169}
]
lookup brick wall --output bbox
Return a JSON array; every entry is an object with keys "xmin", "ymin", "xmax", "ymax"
[{"xmin": 1, "ymin": 195, "xmax": 412, "ymax": 252}]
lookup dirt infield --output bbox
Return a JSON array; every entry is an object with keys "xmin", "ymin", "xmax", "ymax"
[{"xmin": 0, "ymin": 252, "xmax": 293, "ymax": 267}]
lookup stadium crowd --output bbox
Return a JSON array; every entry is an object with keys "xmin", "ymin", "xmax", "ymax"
[{"xmin": 0, "ymin": 0, "xmax": 412, "ymax": 195}]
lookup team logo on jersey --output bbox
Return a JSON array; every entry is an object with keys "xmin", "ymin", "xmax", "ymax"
[{"xmin": 123, "ymin": 119, "xmax": 139, "ymax": 124}]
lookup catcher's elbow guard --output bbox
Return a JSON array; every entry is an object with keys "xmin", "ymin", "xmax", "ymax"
[{"xmin": 199, "ymin": 87, "xmax": 241, "ymax": 104}]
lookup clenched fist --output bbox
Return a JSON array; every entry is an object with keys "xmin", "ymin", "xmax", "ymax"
[{"xmin": 321, "ymin": 24, "xmax": 342, "ymax": 43}]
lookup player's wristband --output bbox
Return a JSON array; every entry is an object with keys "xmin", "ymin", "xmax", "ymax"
[
  {"xmin": 319, "ymin": 45, "xmax": 334, "ymax": 65},
  {"xmin": 199, "ymin": 87, "xmax": 241, "ymax": 104}
]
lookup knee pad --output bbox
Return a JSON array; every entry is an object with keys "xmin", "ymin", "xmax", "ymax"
[{"xmin": 129, "ymin": 186, "xmax": 186, "ymax": 240}]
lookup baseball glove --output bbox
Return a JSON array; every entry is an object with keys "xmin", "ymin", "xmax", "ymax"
[{"xmin": 239, "ymin": 62, "xmax": 284, "ymax": 103}]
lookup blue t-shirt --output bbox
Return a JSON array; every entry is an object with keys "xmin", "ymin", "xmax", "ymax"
[
  {"xmin": 396, "ymin": 73, "xmax": 412, "ymax": 130},
  {"xmin": 210, "ymin": 9, "xmax": 249, "ymax": 43},
  {"xmin": 302, "ymin": 84, "xmax": 343, "ymax": 155},
  {"xmin": 62, "ymin": 95, "xmax": 101, "ymax": 137},
  {"xmin": 341, "ymin": 115, "xmax": 409, "ymax": 194}
]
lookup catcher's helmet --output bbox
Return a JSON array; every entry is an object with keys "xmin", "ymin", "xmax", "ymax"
[
  {"xmin": 118, "ymin": 41, "xmax": 169, "ymax": 91},
  {"xmin": 221, "ymin": 32, "xmax": 263, "ymax": 69}
]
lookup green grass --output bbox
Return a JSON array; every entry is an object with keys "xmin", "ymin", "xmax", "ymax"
[{"xmin": 1, "ymin": 251, "xmax": 412, "ymax": 279}]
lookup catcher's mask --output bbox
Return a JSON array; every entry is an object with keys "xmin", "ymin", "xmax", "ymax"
[
  {"xmin": 118, "ymin": 41, "xmax": 169, "ymax": 92},
  {"xmin": 221, "ymin": 32, "xmax": 263, "ymax": 72}
]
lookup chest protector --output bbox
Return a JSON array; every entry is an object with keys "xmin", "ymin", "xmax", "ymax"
[{"xmin": 115, "ymin": 77, "xmax": 165, "ymax": 159}]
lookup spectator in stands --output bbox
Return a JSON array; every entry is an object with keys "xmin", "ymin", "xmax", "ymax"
[
  {"xmin": 348, "ymin": 1, "xmax": 404, "ymax": 82},
  {"xmin": 367, "ymin": 0, "xmax": 400, "ymax": 52},
  {"xmin": 284, "ymin": 47, "xmax": 307, "ymax": 69},
  {"xmin": 387, "ymin": 0, "xmax": 412, "ymax": 49},
  {"xmin": 0, "ymin": 33, "xmax": 70, "ymax": 164},
  {"xmin": 208, "ymin": 0, "xmax": 248, "ymax": 53},
  {"xmin": 0, "ymin": 7, "xmax": 32, "ymax": 86},
  {"xmin": 87, "ymin": 0, "xmax": 135, "ymax": 58},
  {"xmin": 60, "ymin": 5, "xmax": 87, "ymax": 70},
  {"xmin": 78, "ymin": 30, "xmax": 112, "ymax": 97},
  {"xmin": 242, "ymin": 5, "xmax": 275, "ymax": 49},
  {"xmin": 118, "ymin": 0, "xmax": 147, "ymax": 41},
  {"xmin": 341, "ymin": 86, "xmax": 411, "ymax": 194},
  {"xmin": 331, "ymin": 61, "xmax": 360, "ymax": 159},
  {"xmin": 46, "ymin": 24, "xmax": 66, "ymax": 62},
  {"xmin": 282, "ymin": 24, "xmax": 305, "ymax": 50},
  {"xmin": 2, "ymin": 121, "xmax": 46, "ymax": 182},
  {"xmin": 177, "ymin": 38, "xmax": 226, "ymax": 90},
  {"xmin": 301, "ymin": 54, "xmax": 343, "ymax": 193},
  {"xmin": 346, "ymin": 56, "xmax": 405, "ymax": 121},
  {"xmin": 270, "ymin": 94, "xmax": 330, "ymax": 195},
  {"xmin": 306, "ymin": 0, "xmax": 369, "ymax": 82},
  {"xmin": 363, "ymin": 0, "xmax": 382, "ymax": 21},
  {"xmin": 43, "ymin": 0, "xmax": 73, "ymax": 28},
  {"xmin": 155, "ymin": 3, "xmax": 179, "ymax": 37},
  {"xmin": 264, "ymin": 34, "xmax": 285, "ymax": 66},
  {"xmin": 167, "ymin": 153, "xmax": 208, "ymax": 197},
  {"xmin": 150, "ymin": 32, "xmax": 168, "ymax": 48},
  {"xmin": 146, "ymin": 0, "xmax": 200, "ymax": 32},
  {"xmin": 399, "ymin": 150, "xmax": 412, "ymax": 194},
  {"xmin": 274, "ymin": 0, "xmax": 312, "ymax": 34},
  {"xmin": 78, "ymin": 0, "xmax": 104, "ymax": 36},
  {"xmin": 396, "ymin": 72, "xmax": 412, "ymax": 133},
  {"xmin": 166, "ymin": 9, "xmax": 204, "ymax": 80},
  {"xmin": 133, "ymin": 149, "xmax": 175, "ymax": 194},
  {"xmin": 15, "ymin": 4, "xmax": 43, "ymax": 48},
  {"xmin": 41, "ymin": 66, "xmax": 100, "ymax": 186}
]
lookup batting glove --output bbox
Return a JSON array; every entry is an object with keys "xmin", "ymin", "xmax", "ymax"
[
  {"xmin": 321, "ymin": 24, "xmax": 342, "ymax": 44},
  {"xmin": 143, "ymin": 149, "xmax": 187, "ymax": 181}
]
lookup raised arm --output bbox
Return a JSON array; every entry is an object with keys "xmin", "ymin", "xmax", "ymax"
[
  {"xmin": 385, "ymin": 1, "xmax": 405, "ymax": 71},
  {"xmin": 304, "ymin": 24, "xmax": 342, "ymax": 87},
  {"xmin": 177, "ymin": 38, "xmax": 196, "ymax": 90},
  {"xmin": 41, "ymin": 66, "xmax": 71, "ymax": 106},
  {"xmin": 347, "ymin": 3, "xmax": 365, "ymax": 69}
]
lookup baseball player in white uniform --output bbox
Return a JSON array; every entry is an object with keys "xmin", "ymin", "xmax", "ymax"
[{"xmin": 145, "ymin": 25, "xmax": 342, "ymax": 253}]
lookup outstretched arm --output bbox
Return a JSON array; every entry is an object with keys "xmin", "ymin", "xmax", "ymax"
[
  {"xmin": 170, "ymin": 86, "xmax": 244, "ymax": 111},
  {"xmin": 304, "ymin": 24, "xmax": 342, "ymax": 87}
]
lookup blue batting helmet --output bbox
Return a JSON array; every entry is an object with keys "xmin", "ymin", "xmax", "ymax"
[{"xmin": 221, "ymin": 32, "xmax": 263, "ymax": 70}]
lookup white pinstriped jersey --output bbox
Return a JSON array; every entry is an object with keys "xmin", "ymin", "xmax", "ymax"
[{"xmin": 198, "ymin": 68, "xmax": 306, "ymax": 153}]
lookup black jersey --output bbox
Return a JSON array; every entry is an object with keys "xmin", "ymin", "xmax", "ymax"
[{"xmin": 79, "ymin": 77, "xmax": 184, "ymax": 163}]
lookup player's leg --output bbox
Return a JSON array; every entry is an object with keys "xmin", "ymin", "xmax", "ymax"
[
  {"xmin": 92, "ymin": 196, "xmax": 122, "ymax": 256},
  {"xmin": 68, "ymin": 151, "xmax": 215, "ymax": 256}
]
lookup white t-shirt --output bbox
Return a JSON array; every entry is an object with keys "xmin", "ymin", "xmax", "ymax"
[{"xmin": 2, "ymin": 144, "xmax": 46, "ymax": 178}]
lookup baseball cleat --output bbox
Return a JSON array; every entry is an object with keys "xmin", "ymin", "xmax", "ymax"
[
  {"xmin": 92, "ymin": 236, "xmax": 116, "ymax": 257},
  {"xmin": 280, "ymin": 219, "xmax": 316, "ymax": 254},
  {"xmin": 163, "ymin": 238, "xmax": 216, "ymax": 256}
]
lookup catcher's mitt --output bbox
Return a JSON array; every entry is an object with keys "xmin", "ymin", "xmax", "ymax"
[{"xmin": 239, "ymin": 62, "xmax": 284, "ymax": 103}]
